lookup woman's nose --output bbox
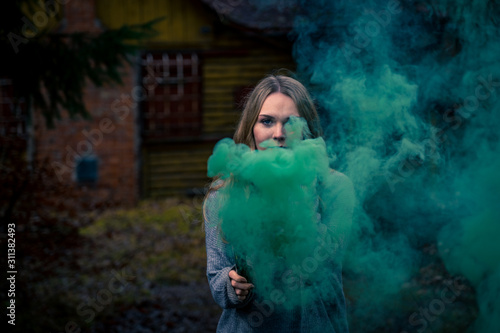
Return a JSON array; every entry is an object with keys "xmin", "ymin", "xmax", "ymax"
[{"xmin": 273, "ymin": 124, "xmax": 285, "ymax": 142}]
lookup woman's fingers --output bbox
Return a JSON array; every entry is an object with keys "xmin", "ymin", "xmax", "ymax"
[
  {"xmin": 234, "ymin": 287, "xmax": 249, "ymax": 296},
  {"xmin": 229, "ymin": 270, "xmax": 254, "ymax": 301},
  {"xmin": 229, "ymin": 271, "xmax": 254, "ymax": 289},
  {"xmin": 228, "ymin": 269, "xmax": 246, "ymax": 282},
  {"xmin": 231, "ymin": 279, "xmax": 253, "ymax": 290}
]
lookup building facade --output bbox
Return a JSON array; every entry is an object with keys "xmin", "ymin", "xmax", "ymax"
[{"xmin": 32, "ymin": 0, "xmax": 295, "ymax": 207}]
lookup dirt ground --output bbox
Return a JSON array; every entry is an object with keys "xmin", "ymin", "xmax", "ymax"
[{"xmin": 90, "ymin": 283, "xmax": 221, "ymax": 333}]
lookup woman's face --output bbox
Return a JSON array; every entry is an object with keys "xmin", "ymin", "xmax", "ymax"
[{"xmin": 252, "ymin": 92, "xmax": 300, "ymax": 150}]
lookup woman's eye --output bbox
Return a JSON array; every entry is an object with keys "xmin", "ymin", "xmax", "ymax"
[{"xmin": 261, "ymin": 119, "xmax": 273, "ymax": 126}]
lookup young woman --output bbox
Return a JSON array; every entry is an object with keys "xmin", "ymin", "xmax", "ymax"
[{"xmin": 204, "ymin": 73, "xmax": 355, "ymax": 332}]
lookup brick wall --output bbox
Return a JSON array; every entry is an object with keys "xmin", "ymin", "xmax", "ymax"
[
  {"xmin": 35, "ymin": 0, "xmax": 138, "ymax": 208},
  {"xmin": 62, "ymin": 0, "xmax": 101, "ymax": 33}
]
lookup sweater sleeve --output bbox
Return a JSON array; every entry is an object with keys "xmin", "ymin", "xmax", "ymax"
[{"xmin": 204, "ymin": 189, "xmax": 254, "ymax": 309}]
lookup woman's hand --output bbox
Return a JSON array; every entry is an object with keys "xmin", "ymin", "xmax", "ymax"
[{"xmin": 229, "ymin": 270, "xmax": 254, "ymax": 301}]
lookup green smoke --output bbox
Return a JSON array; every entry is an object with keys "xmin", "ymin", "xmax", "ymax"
[
  {"xmin": 286, "ymin": 0, "xmax": 500, "ymax": 331},
  {"xmin": 205, "ymin": 0, "xmax": 500, "ymax": 328},
  {"xmin": 207, "ymin": 117, "xmax": 353, "ymax": 309}
]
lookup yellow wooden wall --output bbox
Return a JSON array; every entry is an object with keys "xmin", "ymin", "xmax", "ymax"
[
  {"xmin": 203, "ymin": 49, "xmax": 295, "ymax": 136},
  {"xmin": 142, "ymin": 142, "xmax": 214, "ymax": 197},
  {"xmin": 96, "ymin": 0, "xmax": 214, "ymax": 45}
]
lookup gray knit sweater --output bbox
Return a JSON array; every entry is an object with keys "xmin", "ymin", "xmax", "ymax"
[{"xmin": 204, "ymin": 171, "xmax": 355, "ymax": 332}]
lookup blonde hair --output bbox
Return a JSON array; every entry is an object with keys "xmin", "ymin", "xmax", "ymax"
[{"xmin": 233, "ymin": 73, "xmax": 323, "ymax": 149}]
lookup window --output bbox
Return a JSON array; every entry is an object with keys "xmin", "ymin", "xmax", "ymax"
[
  {"xmin": 75, "ymin": 156, "xmax": 99, "ymax": 185},
  {"xmin": 140, "ymin": 51, "xmax": 202, "ymax": 141}
]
